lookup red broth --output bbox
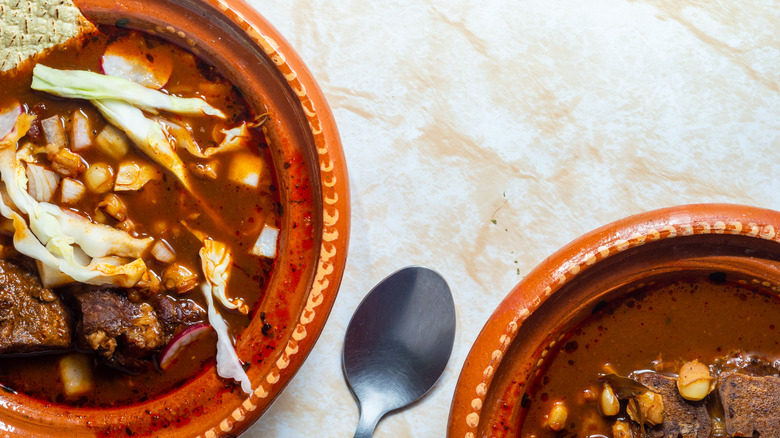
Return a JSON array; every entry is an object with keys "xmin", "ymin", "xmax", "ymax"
[
  {"xmin": 0, "ymin": 25, "xmax": 279, "ymax": 406},
  {"xmin": 520, "ymin": 276, "xmax": 780, "ymax": 437}
]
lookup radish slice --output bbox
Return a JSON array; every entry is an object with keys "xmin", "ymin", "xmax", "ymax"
[
  {"xmin": 159, "ymin": 323, "xmax": 212, "ymax": 370},
  {"xmin": 0, "ymin": 104, "xmax": 21, "ymax": 140},
  {"xmin": 101, "ymin": 34, "xmax": 173, "ymax": 89}
]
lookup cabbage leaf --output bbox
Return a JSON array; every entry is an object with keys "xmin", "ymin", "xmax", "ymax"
[
  {"xmin": 0, "ymin": 113, "xmax": 149, "ymax": 287},
  {"xmin": 92, "ymin": 99, "xmax": 192, "ymax": 191},
  {"xmin": 199, "ymin": 238, "xmax": 252, "ymax": 394},
  {"xmin": 31, "ymin": 64, "xmax": 225, "ymax": 118},
  {"xmin": 199, "ymin": 239, "xmax": 246, "ymax": 312}
]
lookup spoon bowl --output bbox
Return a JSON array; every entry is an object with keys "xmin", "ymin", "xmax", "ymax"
[{"xmin": 343, "ymin": 266, "xmax": 456, "ymax": 437}]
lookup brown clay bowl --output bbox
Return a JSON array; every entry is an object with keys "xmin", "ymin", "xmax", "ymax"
[
  {"xmin": 448, "ymin": 204, "xmax": 780, "ymax": 438},
  {"xmin": 0, "ymin": 0, "xmax": 349, "ymax": 436}
]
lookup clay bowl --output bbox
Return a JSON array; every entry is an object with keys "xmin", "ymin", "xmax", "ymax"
[
  {"xmin": 448, "ymin": 204, "xmax": 780, "ymax": 438},
  {"xmin": 0, "ymin": 0, "xmax": 349, "ymax": 436}
]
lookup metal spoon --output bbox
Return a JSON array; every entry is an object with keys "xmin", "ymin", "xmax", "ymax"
[{"xmin": 343, "ymin": 266, "xmax": 456, "ymax": 438}]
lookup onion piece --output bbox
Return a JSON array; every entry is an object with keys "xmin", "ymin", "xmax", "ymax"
[
  {"xmin": 35, "ymin": 242, "xmax": 90, "ymax": 287},
  {"xmin": 250, "ymin": 224, "xmax": 279, "ymax": 259},
  {"xmin": 25, "ymin": 163, "xmax": 60, "ymax": 202},
  {"xmin": 0, "ymin": 104, "xmax": 22, "ymax": 140},
  {"xmin": 60, "ymin": 177, "xmax": 85, "ymax": 205},
  {"xmin": 40, "ymin": 115, "xmax": 67, "ymax": 149},
  {"xmin": 227, "ymin": 152, "xmax": 265, "ymax": 188},
  {"xmin": 70, "ymin": 110, "xmax": 93, "ymax": 151},
  {"xmin": 151, "ymin": 239, "xmax": 176, "ymax": 263},
  {"xmin": 59, "ymin": 354, "xmax": 94, "ymax": 397},
  {"xmin": 158, "ymin": 323, "xmax": 212, "ymax": 370},
  {"xmin": 101, "ymin": 33, "xmax": 173, "ymax": 89}
]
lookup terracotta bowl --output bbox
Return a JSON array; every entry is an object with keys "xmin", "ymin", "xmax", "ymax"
[
  {"xmin": 0, "ymin": 0, "xmax": 349, "ymax": 436},
  {"xmin": 448, "ymin": 204, "xmax": 780, "ymax": 438}
]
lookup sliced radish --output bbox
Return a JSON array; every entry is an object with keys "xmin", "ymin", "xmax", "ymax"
[
  {"xmin": 159, "ymin": 323, "xmax": 212, "ymax": 370},
  {"xmin": 101, "ymin": 33, "xmax": 173, "ymax": 89},
  {"xmin": 0, "ymin": 104, "xmax": 21, "ymax": 140}
]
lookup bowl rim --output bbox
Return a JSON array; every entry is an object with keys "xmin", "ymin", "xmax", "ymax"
[
  {"xmin": 201, "ymin": 2, "xmax": 351, "ymax": 435},
  {"xmin": 0, "ymin": 0, "xmax": 350, "ymax": 436},
  {"xmin": 447, "ymin": 203, "xmax": 780, "ymax": 438}
]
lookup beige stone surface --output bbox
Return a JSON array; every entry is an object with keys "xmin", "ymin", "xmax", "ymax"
[{"xmin": 245, "ymin": 0, "xmax": 779, "ymax": 437}]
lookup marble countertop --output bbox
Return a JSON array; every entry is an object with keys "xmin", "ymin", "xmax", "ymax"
[{"xmin": 243, "ymin": 1, "xmax": 778, "ymax": 436}]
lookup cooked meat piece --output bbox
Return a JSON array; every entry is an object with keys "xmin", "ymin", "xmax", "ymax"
[
  {"xmin": 635, "ymin": 372, "xmax": 712, "ymax": 438},
  {"xmin": 0, "ymin": 259, "xmax": 71, "ymax": 353},
  {"xmin": 152, "ymin": 294, "xmax": 206, "ymax": 342},
  {"xmin": 718, "ymin": 371, "xmax": 780, "ymax": 437},
  {"xmin": 70, "ymin": 287, "xmax": 164, "ymax": 371}
]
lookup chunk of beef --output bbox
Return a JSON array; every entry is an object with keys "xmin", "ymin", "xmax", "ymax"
[
  {"xmin": 152, "ymin": 294, "xmax": 206, "ymax": 342},
  {"xmin": 0, "ymin": 259, "xmax": 71, "ymax": 353},
  {"xmin": 68, "ymin": 287, "xmax": 207, "ymax": 372},
  {"xmin": 636, "ymin": 372, "xmax": 712, "ymax": 438},
  {"xmin": 718, "ymin": 371, "xmax": 780, "ymax": 437},
  {"xmin": 70, "ymin": 287, "xmax": 164, "ymax": 371}
]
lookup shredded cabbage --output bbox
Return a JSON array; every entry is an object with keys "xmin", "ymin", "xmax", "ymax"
[
  {"xmin": 202, "ymin": 114, "xmax": 268, "ymax": 157},
  {"xmin": 56, "ymin": 209, "xmax": 152, "ymax": 259},
  {"xmin": 92, "ymin": 99, "xmax": 192, "ymax": 191},
  {"xmin": 31, "ymin": 64, "xmax": 225, "ymax": 118},
  {"xmin": 199, "ymin": 239, "xmax": 251, "ymax": 394},
  {"xmin": 0, "ymin": 114, "xmax": 149, "ymax": 287},
  {"xmin": 199, "ymin": 239, "xmax": 246, "ymax": 312},
  {"xmin": 159, "ymin": 115, "xmax": 265, "ymax": 159}
]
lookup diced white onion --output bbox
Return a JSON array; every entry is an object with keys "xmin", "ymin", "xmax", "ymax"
[
  {"xmin": 250, "ymin": 224, "xmax": 279, "ymax": 258},
  {"xmin": 41, "ymin": 116, "xmax": 67, "ymax": 148},
  {"xmin": 228, "ymin": 153, "xmax": 264, "ymax": 188},
  {"xmin": 25, "ymin": 163, "xmax": 60, "ymax": 202},
  {"xmin": 60, "ymin": 177, "xmax": 85, "ymax": 204},
  {"xmin": 70, "ymin": 110, "xmax": 92, "ymax": 151},
  {"xmin": 151, "ymin": 239, "xmax": 176, "ymax": 263},
  {"xmin": 59, "ymin": 354, "xmax": 94, "ymax": 397},
  {"xmin": 37, "ymin": 260, "xmax": 75, "ymax": 288}
]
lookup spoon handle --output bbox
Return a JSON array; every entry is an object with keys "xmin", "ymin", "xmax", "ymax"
[{"xmin": 353, "ymin": 403, "xmax": 384, "ymax": 438}]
